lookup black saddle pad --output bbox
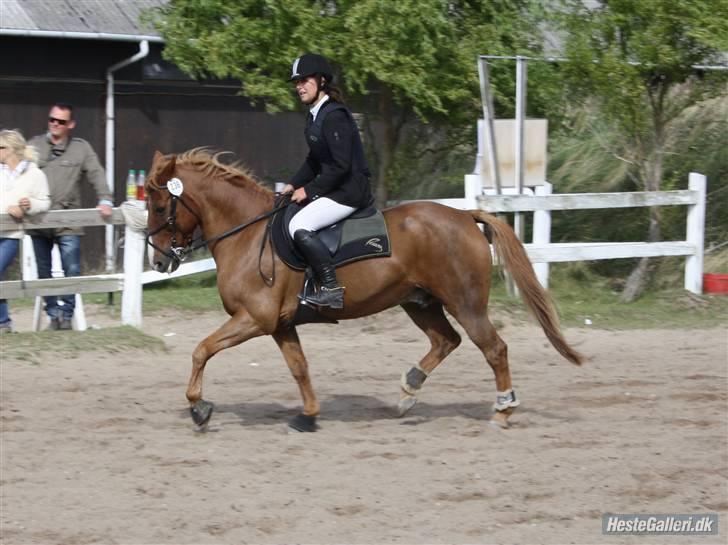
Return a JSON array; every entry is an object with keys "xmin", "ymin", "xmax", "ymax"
[{"xmin": 271, "ymin": 202, "xmax": 391, "ymax": 270}]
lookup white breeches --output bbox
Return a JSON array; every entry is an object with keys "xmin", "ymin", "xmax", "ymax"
[{"xmin": 288, "ymin": 197, "xmax": 356, "ymax": 238}]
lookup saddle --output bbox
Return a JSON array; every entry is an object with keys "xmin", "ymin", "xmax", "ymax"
[{"xmin": 271, "ymin": 201, "xmax": 391, "ymax": 271}]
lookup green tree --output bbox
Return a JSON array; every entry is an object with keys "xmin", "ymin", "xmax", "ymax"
[
  {"xmin": 551, "ymin": 0, "xmax": 728, "ymax": 300},
  {"xmin": 145, "ymin": 0, "xmax": 545, "ymax": 205}
]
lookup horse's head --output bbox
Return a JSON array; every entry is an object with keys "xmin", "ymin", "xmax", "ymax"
[{"xmin": 145, "ymin": 150, "xmax": 202, "ymax": 273}]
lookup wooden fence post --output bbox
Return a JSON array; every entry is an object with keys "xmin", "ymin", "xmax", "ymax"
[
  {"xmin": 533, "ymin": 182, "xmax": 552, "ymax": 288},
  {"xmin": 684, "ymin": 172, "xmax": 706, "ymax": 294},
  {"xmin": 121, "ymin": 225, "xmax": 145, "ymax": 327}
]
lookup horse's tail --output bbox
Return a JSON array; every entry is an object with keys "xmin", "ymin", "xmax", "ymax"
[{"xmin": 470, "ymin": 210, "xmax": 584, "ymax": 366}]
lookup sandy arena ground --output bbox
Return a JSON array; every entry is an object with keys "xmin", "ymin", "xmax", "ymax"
[{"xmin": 1, "ymin": 304, "xmax": 726, "ymax": 544}]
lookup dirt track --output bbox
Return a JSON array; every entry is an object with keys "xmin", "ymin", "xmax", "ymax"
[{"xmin": 1, "ymin": 305, "xmax": 726, "ymax": 544}]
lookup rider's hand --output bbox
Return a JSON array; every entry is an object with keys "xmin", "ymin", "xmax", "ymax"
[
  {"xmin": 291, "ymin": 187, "xmax": 307, "ymax": 203},
  {"xmin": 280, "ymin": 184, "xmax": 295, "ymax": 194},
  {"xmin": 18, "ymin": 197, "xmax": 31, "ymax": 211}
]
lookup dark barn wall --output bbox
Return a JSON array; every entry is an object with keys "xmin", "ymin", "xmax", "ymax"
[{"xmin": 0, "ymin": 37, "xmax": 308, "ymax": 272}]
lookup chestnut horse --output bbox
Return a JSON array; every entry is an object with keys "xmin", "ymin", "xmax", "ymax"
[{"xmin": 145, "ymin": 149, "xmax": 582, "ymax": 432}]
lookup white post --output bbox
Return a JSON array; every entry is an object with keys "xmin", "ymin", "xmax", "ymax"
[
  {"xmin": 22, "ymin": 236, "xmax": 44, "ymax": 330},
  {"xmin": 533, "ymin": 182, "xmax": 552, "ymax": 288},
  {"xmin": 477, "ymin": 57, "xmax": 502, "ymax": 194},
  {"xmin": 464, "ymin": 174, "xmax": 482, "ymax": 210},
  {"xmin": 513, "ymin": 56, "xmax": 527, "ymax": 242},
  {"xmin": 121, "ymin": 225, "xmax": 145, "ymax": 327},
  {"xmin": 684, "ymin": 172, "xmax": 706, "ymax": 294}
]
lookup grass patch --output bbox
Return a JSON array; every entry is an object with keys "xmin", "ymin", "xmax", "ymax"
[
  {"xmin": 0, "ymin": 326, "xmax": 167, "ymax": 365},
  {"xmin": 140, "ymin": 274, "xmax": 222, "ymax": 312},
  {"xmin": 489, "ymin": 264, "xmax": 728, "ymax": 329}
]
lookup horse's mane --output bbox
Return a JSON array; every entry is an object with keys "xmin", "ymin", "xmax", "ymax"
[{"xmin": 170, "ymin": 147, "xmax": 272, "ymax": 198}]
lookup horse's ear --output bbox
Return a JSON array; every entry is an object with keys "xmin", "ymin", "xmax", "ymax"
[
  {"xmin": 152, "ymin": 151, "xmax": 176, "ymax": 180},
  {"xmin": 164, "ymin": 155, "xmax": 176, "ymax": 178}
]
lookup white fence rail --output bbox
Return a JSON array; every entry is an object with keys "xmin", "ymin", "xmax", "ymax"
[
  {"xmin": 0, "ymin": 172, "xmax": 707, "ymax": 331},
  {"xmin": 0, "ymin": 209, "xmax": 127, "ymax": 302},
  {"xmin": 0, "ymin": 207, "xmax": 214, "ymax": 329},
  {"xmin": 473, "ymin": 172, "xmax": 706, "ymax": 293}
]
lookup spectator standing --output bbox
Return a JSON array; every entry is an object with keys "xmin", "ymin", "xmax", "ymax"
[
  {"xmin": 28, "ymin": 102, "xmax": 113, "ymax": 330},
  {"xmin": 0, "ymin": 129, "xmax": 51, "ymax": 333}
]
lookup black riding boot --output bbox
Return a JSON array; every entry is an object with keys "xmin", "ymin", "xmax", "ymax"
[{"xmin": 293, "ymin": 229, "xmax": 345, "ymax": 309}]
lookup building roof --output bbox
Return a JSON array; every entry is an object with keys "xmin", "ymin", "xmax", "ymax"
[{"xmin": 0, "ymin": 0, "xmax": 167, "ymax": 40}]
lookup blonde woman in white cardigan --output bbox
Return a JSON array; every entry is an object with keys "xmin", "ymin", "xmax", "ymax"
[{"xmin": 0, "ymin": 129, "xmax": 51, "ymax": 332}]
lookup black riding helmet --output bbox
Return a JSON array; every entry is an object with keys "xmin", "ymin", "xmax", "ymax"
[{"xmin": 290, "ymin": 53, "xmax": 333, "ymax": 82}]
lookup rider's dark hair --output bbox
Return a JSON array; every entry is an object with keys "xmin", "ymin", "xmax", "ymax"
[{"xmin": 320, "ymin": 76, "xmax": 345, "ymax": 105}]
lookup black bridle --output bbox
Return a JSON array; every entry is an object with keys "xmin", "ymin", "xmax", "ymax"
[{"xmin": 145, "ymin": 181, "xmax": 291, "ymax": 284}]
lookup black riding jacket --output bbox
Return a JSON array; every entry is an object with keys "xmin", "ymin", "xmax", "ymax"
[{"xmin": 289, "ymin": 100, "xmax": 373, "ymax": 208}]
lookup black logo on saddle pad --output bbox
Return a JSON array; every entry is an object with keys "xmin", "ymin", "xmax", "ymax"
[{"xmin": 271, "ymin": 203, "xmax": 391, "ymax": 270}]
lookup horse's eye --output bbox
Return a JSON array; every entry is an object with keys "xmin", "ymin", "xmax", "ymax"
[{"xmin": 155, "ymin": 206, "xmax": 166, "ymax": 214}]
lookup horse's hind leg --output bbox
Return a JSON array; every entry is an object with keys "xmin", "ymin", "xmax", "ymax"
[
  {"xmin": 272, "ymin": 326, "xmax": 320, "ymax": 432},
  {"xmin": 398, "ymin": 302, "xmax": 461, "ymax": 416},
  {"xmin": 187, "ymin": 310, "xmax": 266, "ymax": 428},
  {"xmin": 449, "ymin": 307, "xmax": 518, "ymax": 428}
]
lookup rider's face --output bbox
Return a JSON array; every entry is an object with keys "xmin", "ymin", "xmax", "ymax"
[{"xmin": 294, "ymin": 76, "xmax": 322, "ymax": 105}]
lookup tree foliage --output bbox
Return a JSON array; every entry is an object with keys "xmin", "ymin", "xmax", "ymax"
[
  {"xmin": 145, "ymin": 0, "xmax": 546, "ymax": 203},
  {"xmin": 555, "ymin": 0, "xmax": 727, "ymax": 144},
  {"xmin": 549, "ymin": 0, "xmax": 728, "ymax": 299}
]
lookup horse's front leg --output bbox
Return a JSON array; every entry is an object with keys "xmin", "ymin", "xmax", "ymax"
[
  {"xmin": 272, "ymin": 326, "xmax": 320, "ymax": 432},
  {"xmin": 187, "ymin": 310, "xmax": 265, "ymax": 428}
]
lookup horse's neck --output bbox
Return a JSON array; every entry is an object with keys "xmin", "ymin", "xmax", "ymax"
[{"xmin": 196, "ymin": 178, "xmax": 273, "ymax": 242}]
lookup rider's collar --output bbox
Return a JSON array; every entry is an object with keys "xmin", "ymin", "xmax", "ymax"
[{"xmin": 309, "ymin": 94, "xmax": 329, "ymax": 122}]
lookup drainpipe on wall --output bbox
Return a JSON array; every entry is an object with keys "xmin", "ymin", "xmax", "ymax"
[{"xmin": 105, "ymin": 40, "xmax": 150, "ymax": 273}]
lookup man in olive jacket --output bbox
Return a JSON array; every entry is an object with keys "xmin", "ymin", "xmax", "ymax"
[{"xmin": 29, "ymin": 102, "xmax": 113, "ymax": 331}]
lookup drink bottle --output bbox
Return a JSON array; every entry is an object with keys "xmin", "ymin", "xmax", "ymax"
[
  {"xmin": 136, "ymin": 169, "xmax": 146, "ymax": 201},
  {"xmin": 126, "ymin": 169, "xmax": 136, "ymax": 201}
]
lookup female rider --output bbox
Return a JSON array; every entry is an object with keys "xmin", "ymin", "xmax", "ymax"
[{"xmin": 281, "ymin": 53, "xmax": 373, "ymax": 309}]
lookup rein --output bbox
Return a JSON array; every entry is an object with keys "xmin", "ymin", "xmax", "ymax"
[{"xmin": 146, "ymin": 183, "xmax": 291, "ymax": 284}]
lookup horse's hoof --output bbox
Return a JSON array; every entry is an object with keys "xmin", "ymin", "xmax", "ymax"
[
  {"xmin": 288, "ymin": 413, "xmax": 318, "ymax": 432},
  {"xmin": 489, "ymin": 410, "xmax": 511, "ymax": 429},
  {"xmin": 397, "ymin": 394, "xmax": 418, "ymax": 417},
  {"xmin": 190, "ymin": 399, "xmax": 214, "ymax": 428}
]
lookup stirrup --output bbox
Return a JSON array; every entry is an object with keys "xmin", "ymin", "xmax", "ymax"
[{"xmin": 306, "ymin": 285, "xmax": 345, "ymax": 309}]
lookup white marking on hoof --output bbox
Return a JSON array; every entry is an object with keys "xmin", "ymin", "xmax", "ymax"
[
  {"xmin": 489, "ymin": 412, "xmax": 510, "ymax": 429},
  {"xmin": 398, "ymin": 393, "xmax": 418, "ymax": 417}
]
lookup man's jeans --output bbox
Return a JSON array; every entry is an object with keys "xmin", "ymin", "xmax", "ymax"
[
  {"xmin": 0, "ymin": 238, "xmax": 20, "ymax": 325},
  {"xmin": 31, "ymin": 234, "xmax": 81, "ymax": 320}
]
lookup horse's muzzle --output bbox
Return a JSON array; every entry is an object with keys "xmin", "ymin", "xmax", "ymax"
[{"xmin": 152, "ymin": 253, "xmax": 180, "ymax": 273}]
